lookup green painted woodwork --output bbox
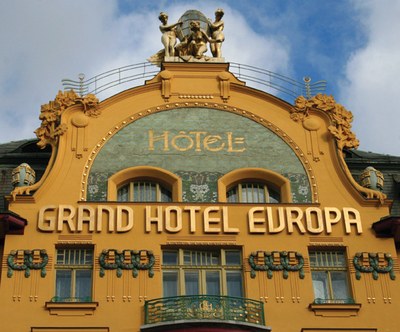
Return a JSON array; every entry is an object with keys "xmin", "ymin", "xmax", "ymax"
[{"xmin": 88, "ymin": 108, "xmax": 311, "ymax": 202}]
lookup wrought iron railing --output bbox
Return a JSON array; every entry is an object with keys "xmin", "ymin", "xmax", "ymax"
[
  {"xmin": 50, "ymin": 296, "xmax": 92, "ymax": 303},
  {"xmin": 313, "ymin": 298, "xmax": 356, "ymax": 304},
  {"xmin": 62, "ymin": 61, "xmax": 326, "ymax": 102},
  {"xmin": 144, "ymin": 295, "xmax": 265, "ymax": 326}
]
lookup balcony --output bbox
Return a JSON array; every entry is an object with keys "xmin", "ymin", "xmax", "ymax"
[{"xmin": 142, "ymin": 295, "xmax": 270, "ymax": 332}]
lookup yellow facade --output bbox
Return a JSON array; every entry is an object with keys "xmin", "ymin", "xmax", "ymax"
[{"xmin": 0, "ymin": 62, "xmax": 398, "ymax": 332}]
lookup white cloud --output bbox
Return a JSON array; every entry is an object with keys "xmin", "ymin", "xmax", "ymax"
[
  {"xmin": 0, "ymin": 0, "xmax": 290, "ymax": 144},
  {"xmin": 340, "ymin": 0, "xmax": 400, "ymax": 156}
]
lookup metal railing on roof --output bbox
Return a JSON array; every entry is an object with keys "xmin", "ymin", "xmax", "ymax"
[{"xmin": 62, "ymin": 61, "xmax": 326, "ymax": 102}]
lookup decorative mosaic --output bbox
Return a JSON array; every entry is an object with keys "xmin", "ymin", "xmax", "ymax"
[{"xmin": 87, "ymin": 108, "xmax": 312, "ymax": 202}]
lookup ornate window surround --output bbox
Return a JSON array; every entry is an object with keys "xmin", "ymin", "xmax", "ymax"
[
  {"xmin": 217, "ymin": 168, "xmax": 292, "ymax": 203},
  {"xmin": 107, "ymin": 166, "xmax": 182, "ymax": 202}
]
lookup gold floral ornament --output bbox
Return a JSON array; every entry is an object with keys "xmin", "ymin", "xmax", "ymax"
[
  {"xmin": 11, "ymin": 90, "xmax": 99, "ymax": 199},
  {"xmin": 292, "ymin": 94, "xmax": 386, "ymax": 203}
]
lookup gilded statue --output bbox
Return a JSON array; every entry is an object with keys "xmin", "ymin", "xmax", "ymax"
[
  {"xmin": 208, "ymin": 8, "xmax": 224, "ymax": 58},
  {"xmin": 158, "ymin": 12, "xmax": 182, "ymax": 57}
]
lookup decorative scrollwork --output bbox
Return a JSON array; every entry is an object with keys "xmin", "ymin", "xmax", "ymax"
[
  {"xmin": 353, "ymin": 252, "xmax": 395, "ymax": 280},
  {"xmin": 292, "ymin": 94, "xmax": 386, "ymax": 203},
  {"xmin": 7, "ymin": 249, "xmax": 48, "ymax": 278},
  {"xmin": 248, "ymin": 251, "xmax": 304, "ymax": 279},
  {"xmin": 99, "ymin": 249, "xmax": 155, "ymax": 278}
]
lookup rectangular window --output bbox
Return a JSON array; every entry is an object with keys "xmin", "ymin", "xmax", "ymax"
[
  {"xmin": 309, "ymin": 249, "xmax": 352, "ymax": 304},
  {"xmin": 54, "ymin": 248, "xmax": 93, "ymax": 302},
  {"xmin": 162, "ymin": 248, "xmax": 243, "ymax": 298}
]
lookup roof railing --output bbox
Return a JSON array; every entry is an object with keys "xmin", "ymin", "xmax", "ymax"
[{"xmin": 62, "ymin": 61, "xmax": 326, "ymax": 102}]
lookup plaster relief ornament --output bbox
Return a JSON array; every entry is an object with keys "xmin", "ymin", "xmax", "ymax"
[
  {"xmin": 11, "ymin": 90, "xmax": 99, "ymax": 199},
  {"xmin": 148, "ymin": 9, "xmax": 224, "ymax": 66},
  {"xmin": 292, "ymin": 94, "xmax": 387, "ymax": 202}
]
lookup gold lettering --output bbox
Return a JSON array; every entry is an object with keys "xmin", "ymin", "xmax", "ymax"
[
  {"xmin": 267, "ymin": 207, "xmax": 285, "ymax": 233},
  {"xmin": 343, "ymin": 208, "xmax": 362, "ymax": 234},
  {"xmin": 184, "ymin": 206, "xmax": 200, "ymax": 233},
  {"xmin": 171, "ymin": 131, "xmax": 194, "ymax": 151},
  {"xmin": 286, "ymin": 207, "xmax": 306, "ymax": 234},
  {"xmin": 189, "ymin": 131, "xmax": 207, "ymax": 152},
  {"xmin": 203, "ymin": 135, "xmax": 225, "ymax": 152},
  {"xmin": 148, "ymin": 130, "xmax": 169, "ymax": 151},
  {"xmin": 97, "ymin": 206, "xmax": 115, "ymax": 232},
  {"xmin": 204, "ymin": 207, "xmax": 221, "ymax": 233},
  {"xmin": 145, "ymin": 206, "xmax": 163, "ymax": 233},
  {"xmin": 248, "ymin": 207, "xmax": 266, "ymax": 233},
  {"xmin": 324, "ymin": 207, "xmax": 341, "ymax": 233},
  {"xmin": 305, "ymin": 207, "xmax": 324, "ymax": 234},
  {"xmin": 77, "ymin": 205, "xmax": 95, "ymax": 232},
  {"xmin": 165, "ymin": 206, "xmax": 182, "ymax": 232},
  {"xmin": 227, "ymin": 132, "xmax": 246, "ymax": 152},
  {"xmin": 38, "ymin": 205, "xmax": 56, "ymax": 231},
  {"xmin": 116, "ymin": 206, "xmax": 134, "ymax": 232},
  {"xmin": 222, "ymin": 206, "xmax": 239, "ymax": 233},
  {"xmin": 57, "ymin": 205, "xmax": 76, "ymax": 232}
]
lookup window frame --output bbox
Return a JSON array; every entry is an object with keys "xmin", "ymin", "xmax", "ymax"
[
  {"xmin": 107, "ymin": 166, "xmax": 182, "ymax": 202},
  {"xmin": 309, "ymin": 248, "xmax": 353, "ymax": 304},
  {"xmin": 218, "ymin": 168, "xmax": 292, "ymax": 203},
  {"xmin": 162, "ymin": 248, "xmax": 244, "ymax": 298},
  {"xmin": 54, "ymin": 247, "xmax": 94, "ymax": 302}
]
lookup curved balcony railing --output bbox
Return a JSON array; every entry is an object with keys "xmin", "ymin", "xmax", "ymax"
[
  {"xmin": 62, "ymin": 61, "xmax": 326, "ymax": 103},
  {"xmin": 144, "ymin": 295, "xmax": 265, "ymax": 326}
]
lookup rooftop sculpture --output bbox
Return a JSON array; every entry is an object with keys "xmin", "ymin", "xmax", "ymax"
[{"xmin": 148, "ymin": 9, "xmax": 225, "ymax": 66}]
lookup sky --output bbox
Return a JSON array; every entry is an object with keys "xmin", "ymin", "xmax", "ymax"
[{"xmin": 1, "ymin": 0, "xmax": 399, "ymax": 156}]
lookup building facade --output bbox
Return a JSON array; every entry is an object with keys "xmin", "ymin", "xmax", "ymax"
[{"xmin": 0, "ymin": 10, "xmax": 399, "ymax": 332}]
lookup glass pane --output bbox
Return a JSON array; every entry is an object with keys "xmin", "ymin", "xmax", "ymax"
[
  {"xmin": 269, "ymin": 188, "xmax": 280, "ymax": 203},
  {"xmin": 226, "ymin": 271, "xmax": 243, "ymax": 297},
  {"xmin": 163, "ymin": 251, "xmax": 178, "ymax": 265},
  {"xmin": 117, "ymin": 184, "xmax": 129, "ymax": 201},
  {"xmin": 75, "ymin": 270, "xmax": 92, "ymax": 301},
  {"xmin": 163, "ymin": 271, "xmax": 178, "ymax": 297},
  {"xmin": 55, "ymin": 270, "xmax": 72, "ymax": 299},
  {"xmin": 331, "ymin": 271, "xmax": 350, "ymax": 300},
  {"xmin": 225, "ymin": 251, "xmax": 241, "ymax": 266},
  {"xmin": 160, "ymin": 187, "xmax": 172, "ymax": 202},
  {"xmin": 205, "ymin": 271, "xmax": 220, "ymax": 295},
  {"xmin": 311, "ymin": 271, "xmax": 329, "ymax": 300},
  {"xmin": 185, "ymin": 271, "xmax": 199, "ymax": 295},
  {"xmin": 227, "ymin": 187, "xmax": 238, "ymax": 202}
]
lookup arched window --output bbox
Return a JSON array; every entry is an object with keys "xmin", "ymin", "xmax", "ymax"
[
  {"xmin": 117, "ymin": 180, "xmax": 172, "ymax": 202},
  {"xmin": 218, "ymin": 168, "xmax": 292, "ymax": 203},
  {"xmin": 107, "ymin": 166, "xmax": 182, "ymax": 202},
  {"xmin": 226, "ymin": 182, "xmax": 280, "ymax": 203}
]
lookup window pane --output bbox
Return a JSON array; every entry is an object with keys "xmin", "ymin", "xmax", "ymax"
[
  {"xmin": 117, "ymin": 184, "xmax": 129, "ymax": 201},
  {"xmin": 163, "ymin": 271, "xmax": 178, "ymax": 297},
  {"xmin": 205, "ymin": 271, "xmax": 220, "ymax": 295},
  {"xmin": 75, "ymin": 270, "xmax": 92, "ymax": 301},
  {"xmin": 331, "ymin": 271, "xmax": 350, "ymax": 300},
  {"xmin": 225, "ymin": 251, "xmax": 241, "ymax": 266},
  {"xmin": 227, "ymin": 187, "xmax": 238, "ymax": 202},
  {"xmin": 311, "ymin": 271, "xmax": 329, "ymax": 300},
  {"xmin": 56, "ymin": 270, "xmax": 72, "ymax": 299},
  {"xmin": 163, "ymin": 251, "xmax": 178, "ymax": 265},
  {"xmin": 185, "ymin": 271, "xmax": 199, "ymax": 295},
  {"xmin": 226, "ymin": 271, "xmax": 243, "ymax": 297}
]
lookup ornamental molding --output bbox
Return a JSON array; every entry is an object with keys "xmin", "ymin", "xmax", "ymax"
[
  {"xmin": 99, "ymin": 249, "xmax": 155, "ymax": 278},
  {"xmin": 292, "ymin": 94, "xmax": 386, "ymax": 203},
  {"xmin": 7, "ymin": 249, "xmax": 48, "ymax": 278},
  {"xmin": 11, "ymin": 90, "xmax": 99, "ymax": 199},
  {"xmin": 353, "ymin": 252, "xmax": 395, "ymax": 280},
  {"xmin": 248, "ymin": 251, "xmax": 305, "ymax": 279}
]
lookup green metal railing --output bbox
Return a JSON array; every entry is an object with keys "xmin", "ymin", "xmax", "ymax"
[{"xmin": 144, "ymin": 295, "xmax": 265, "ymax": 326}]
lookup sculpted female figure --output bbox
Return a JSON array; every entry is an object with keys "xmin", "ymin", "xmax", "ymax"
[
  {"xmin": 208, "ymin": 8, "xmax": 224, "ymax": 58},
  {"xmin": 187, "ymin": 21, "xmax": 212, "ymax": 59},
  {"xmin": 159, "ymin": 12, "xmax": 182, "ymax": 57}
]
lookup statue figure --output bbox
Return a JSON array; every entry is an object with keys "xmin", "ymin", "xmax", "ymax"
[
  {"xmin": 208, "ymin": 8, "xmax": 224, "ymax": 57},
  {"xmin": 186, "ymin": 20, "xmax": 214, "ymax": 59},
  {"xmin": 158, "ymin": 12, "xmax": 182, "ymax": 57}
]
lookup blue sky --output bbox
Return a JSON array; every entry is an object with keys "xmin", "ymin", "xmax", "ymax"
[{"xmin": 1, "ymin": 0, "xmax": 399, "ymax": 155}]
